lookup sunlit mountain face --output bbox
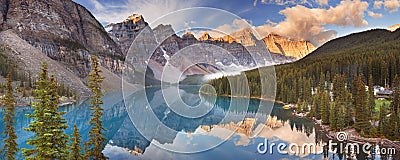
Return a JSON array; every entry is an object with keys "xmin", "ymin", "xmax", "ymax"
[
  {"xmin": 75, "ymin": 0, "xmax": 400, "ymax": 47},
  {"xmin": 1, "ymin": 0, "xmax": 400, "ymax": 159}
]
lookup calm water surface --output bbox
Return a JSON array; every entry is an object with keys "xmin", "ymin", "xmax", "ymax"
[{"xmin": 0, "ymin": 86, "xmax": 397, "ymax": 159}]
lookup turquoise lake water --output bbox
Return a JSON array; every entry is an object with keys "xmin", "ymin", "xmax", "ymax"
[{"xmin": 0, "ymin": 86, "xmax": 397, "ymax": 159}]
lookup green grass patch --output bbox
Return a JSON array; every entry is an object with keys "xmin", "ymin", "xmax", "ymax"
[
  {"xmin": 375, "ymin": 99, "xmax": 390, "ymax": 111},
  {"xmin": 373, "ymin": 99, "xmax": 391, "ymax": 120}
]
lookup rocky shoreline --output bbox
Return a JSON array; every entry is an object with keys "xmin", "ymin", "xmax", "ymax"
[
  {"xmin": 1, "ymin": 96, "xmax": 78, "ymax": 107},
  {"xmin": 293, "ymin": 112, "xmax": 400, "ymax": 151},
  {"xmin": 198, "ymin": 91, "xmax": 286, "ymax": 104},
  {"xmin": 210, "ymin": 92, "xmax": 400, "ymax": 152}
]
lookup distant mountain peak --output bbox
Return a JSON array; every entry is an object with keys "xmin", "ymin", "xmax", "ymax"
[
  {"xmin": 182, "ymin": 31, "xmax": 196, "ymax": 40},
  {"xmin": 199, "ymin": 32, "xmax": 212, "ymax": 41},
  {"xmin": 263, "ymin": 34, "xmax": 315, "ymax": 59},
  {"xmin": 197, "ymin": 28, "xmax": 315, "ymax": 59},
  {"xmin": 124, "ymin": 14, "xmax": 144, "ymax": 23},
  {"xmin": 388, "ymin": 24, "xmax": 400, "ymax": 32}
]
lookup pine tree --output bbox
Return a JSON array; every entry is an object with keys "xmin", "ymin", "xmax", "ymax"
[
  {"xmin": 352, "ymin": 75, "xmax": 370, "ymax": 135},
  {"xmin": 84, "ymin": 56, "xmax": 108, "ymax": 160},
  {"xmin": 23, "ymin": 63, "xmax": 69, "ymax": 159},
  {"xmin": 320, "ymin": 92, "xmax": 330, "ymax": 125},
  {"xmin": 308, "ymin": 92, "xmax": 318, "ymax": 118},
  {"xmin": 345, "ymin": 91, "xmax": 353, "ymax": 127},
  {"xmin": 23, "ymin": 62, "xmax": 50, "ymax": 159},
  {"xmin": 70, "ymin": 124, "xmax": 83, "ymax": 160},
  {"xmin": 378, "ymin": 105, "xmax": 386, "ymax": 135},
  {"xmin": 319, "ymin": 72, "xmax": 325, "ymax": 90},
  {"xmin": 391, "ymin": 75, "xmax": 400, "ymax": 118},
  {"xmin": 368, "ymin": 74, "xmax": 375, "ymax": 117},
  {"xmin": 46, "ymin": 73, "xmax": 70, "ymax": 158},
  {"xmin": 329, "ymin": 102, "xmax": 338, "ymax": 131},
  {"xmin": 387, "ymin": 114, "xmax": 400, "ymax": 140},
  {"xmin": 1, "ymin": 74, "xmax": 19, "ymax": 160},
  {"xmin": 386, "ymin": 75, "xmax": 400, "ymax": 140}
]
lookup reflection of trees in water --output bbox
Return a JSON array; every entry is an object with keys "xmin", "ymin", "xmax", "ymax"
[{"xmin": 2, "ymin": 87, "xmax": 396, "ymax": 159}]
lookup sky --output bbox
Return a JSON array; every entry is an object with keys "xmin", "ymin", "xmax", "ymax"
[{"xmin": 73, "ymin": 0, "xmax": 400, "ymax": 46}]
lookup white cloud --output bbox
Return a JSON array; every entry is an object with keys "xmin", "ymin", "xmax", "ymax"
[
  {"xmin": 183, "ymin": 20, "xmax": 197, "ymax": 33},
  {"xmin": 374, "ymin": 1, "xmax": 383, "ymax": 9},
  {"xmin": 254, "ymin": 0, "xmax": 369, "ymax": 46},
  {"xmin": 86, "ymin": 0, "xmax": 200, "ymax": 24},
  {"xmin": 256, "ymin": 0, "xmax": 311, "ymax": 6},
  {"xmin": 384, "ymin": 0, "xmax": 400, "ymax": 12},
  {"xmin": 200, "ymin": 19, "xmax": 252, "ymax": 38},
  {"xmin": 368, "ymin": 11, "xmax": 383, "ymax": 18},
  {"xmin": 216, "ymin": 19, "xmax": 250, "ymax": 33},
  {"xmin": 265, "ymin": 19, "xmax": 278, "ymax": 26},
  {"xmin": 253, "ymin": 0, "xmax": 258, "ymax": 6},
  {"xmin": 373, "ymin": 0, "xmax": 400, "ymax": 12},
  {"xmin": 315, "ymin": 0, "xmax": 328, "ymax": 6},
  {"xmin": 88, "ymin": 0, "xmax": 105, "ymax": 10},
  {"xmin": 198, "ymin": 0, "xmax": 370, "ymax": 46}
]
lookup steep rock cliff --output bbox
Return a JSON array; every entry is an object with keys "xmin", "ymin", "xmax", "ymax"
[
  {"xmin": 263, "ymin": 34, "xmax": 315, "ymax": 59},
  {"xmin": 211, "ymin": 28, "xmax": 315, "ymax": 59},
  {"xmin": 1, "ymin": 0, "xmax": 123, "ymax": 77}
]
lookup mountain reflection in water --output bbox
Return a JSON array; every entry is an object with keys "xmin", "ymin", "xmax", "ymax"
[{"xmin": 0, "ymin": 86, "xmax": 397, "ymax": 159}]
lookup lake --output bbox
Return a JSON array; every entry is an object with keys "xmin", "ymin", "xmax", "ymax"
[{"xmin": 0, "ymin": 86, "xmax": 397, "ymax": 159}]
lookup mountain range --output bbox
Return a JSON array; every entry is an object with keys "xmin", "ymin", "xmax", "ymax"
[
  {"xmin": 108, "ymin": 14, "xmax": 316, "ymax": 83},
  {"xmin": 0, "ymin": 0, "xmax": 334, "ymax": 95}
]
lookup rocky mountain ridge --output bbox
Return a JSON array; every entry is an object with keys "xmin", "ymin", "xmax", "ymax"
[
  {"xmin": 0, "ymin": 0, "xmax": 124, "ymax": 77},
  {"xmin": 109, "ymin": 15, "xmax": 299, "ymax": 84},
  {"xmin": 0, "ymin": 0, "xmax": 134, "ymax": 97},
  {"xmin": 388, "ymin": 24, "xmax": 400, "ymax": 32},
  {"xmin": 211, "ymin": 28, "xmax": 316, "ymax": 59},
  {"xmin": 263, "ymin": 33, "xmax": 315, "ymax": 59},
  {"xmin": 0, "ymin": 0, "xmax": 312, "ymax": 92}
]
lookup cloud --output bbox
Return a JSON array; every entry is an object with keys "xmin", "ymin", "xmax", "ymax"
[
  {"xmin": 200, "ymin": 0, "xmax": 369, "ymax": 46},
  {"xmin": 184, "ymin": 20, "xmax": 197, "ymax": 33},
  {"xmin": 87, "ymin": 0, "xmax": 105, "ymax": 10},
  {"xmin": 256, "ymin": 0, "xmax": 311, "ymax": 6},
  {"xmin": 209, "ymin": 19, "xmax": 251, "ymax": 37},
  {"xmin": 265, "ymin": 19, "xmax": 278, "ymax": 26},
  {"xmin": 315, "ymin": 0, "xmax": 328, "ymax": 6},
  {"xmin": 374, "ymin": 1, "xmax": 383, "ymax": 9},
  {"xmin": 84, "ymin": 0, "xmax": 200, "ymax": 24},
  {"xmin": 368, "ymin": 11, "xmax": 383, "ymax": 18},
  {"xmin": 253, "ymin": 0, "xmax": 369, "ymax": 46},
  {"xmin": 373, "ymin": 0, "xmax": 400, "ymax": 12},
  {"xmin": 384, "ymin": 0, "xmax": 400, "ymax": 12}
]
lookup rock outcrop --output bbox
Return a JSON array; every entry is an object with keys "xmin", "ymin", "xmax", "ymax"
[
  {"xmin": 0, "ymin": 29, "xmax": 135, "ymax": 97},
  {"xmin": 108, "ymin": 15, "xmax": 300, "ymax": 84},
  {"xmin": 0, "ymin": 0, "xmax": 124, "ymax": 77},
  {"xmin": 0, "ymin": 30, "xmax": 91, "ymax": 96},
  {"xmin": 212, "ymin": 28, "xmax": 315, "ymax": 59},
  {"xmin": 108, "ymin": 14, "xmax": 148, "ymax": 55},
  {"xmin": 228, "ymin": 28, "xmax": 258, "ymax": 46},
  {"xmin": 263, "ymin": 34, "xmax": 315, "ymax": 59},
  {"xmin": 388, "ymin": 24, "xmax": 400, "ymax": 32},
  {"xmin": 110, "ymin": 16, "xmax": 271, "ymax": 83}
]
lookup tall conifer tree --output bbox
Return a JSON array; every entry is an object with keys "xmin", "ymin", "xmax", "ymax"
[
  {"xmin": 1, "ymin": 74, "xmax": 19, "ymax": 160},
  {"xmin": 84, "ymin": 56, "xmax": 107, "ymax": 160},
  {"xmin": 352, "ymin": 75, "xmax": 370, "ymax": 135},
  {"xmin": 368, "ymin": 74, "xmax": 375, "ymax": 117},
  {"xmin": 70, "ymin": 124, "xmax": 83, "ymax": 160},
  {"xmin": 23, "ymin": 63, "xmax": 69, "ymax": 159}
]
